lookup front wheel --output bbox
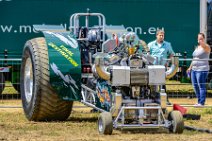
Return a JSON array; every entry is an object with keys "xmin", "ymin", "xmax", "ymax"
[
  {"xmin": 21, "ymin": 37, "xmax": 73, "ymax": 121},
  {"xmin": 98, "ymin": 112, "xmax": 113, "ymax": 135},
  {"xmin": 168, "ymin": 111, "xmax": 184, "ymax": 133}
]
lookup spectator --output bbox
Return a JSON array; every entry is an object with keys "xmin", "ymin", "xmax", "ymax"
[
  {"xmin": 148, "ymin": 29, "xmax": 175, "ymax": 105},
  {"xmin": 187, "ymin": 33, "xmax": 211, "ymax": 107}
]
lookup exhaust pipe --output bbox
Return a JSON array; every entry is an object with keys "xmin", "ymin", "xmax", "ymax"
[
  {"xmin": 94, "ymin": 55, "xmax": 178, "ymax": 81},
  {"xmin": 165, "ymin": 56, "xmax": 179, "ymax": 79},
  {"xmin": 94, "ymin": 56, "xmax": 110, "ymax": 81}
]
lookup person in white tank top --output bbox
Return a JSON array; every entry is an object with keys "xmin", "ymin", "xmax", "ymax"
[{"xmin": 187, "ymin": 33, "xmax": 211, "ymax": 107}]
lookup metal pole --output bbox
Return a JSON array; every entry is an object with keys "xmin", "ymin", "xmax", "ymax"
[{"xmin": 200, "ymin": 0, "xmax": 207, "ymax": 40}]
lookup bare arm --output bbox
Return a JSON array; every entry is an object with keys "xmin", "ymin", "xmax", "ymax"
[{"xmin": 201, "ymin": 43, "xmax": 211, "ymax": 53}]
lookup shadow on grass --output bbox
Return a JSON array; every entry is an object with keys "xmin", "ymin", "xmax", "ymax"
[
  {"xmin": 67, "ymin": 116, "xmax": 98, "ymax": 123},
  {"xmin": 31, "ymin": 116, "xmax": 98, "ymax": 123},
  {"xmin": 118, "ymin": 128, "xmax": 169, "ymax": 134}
]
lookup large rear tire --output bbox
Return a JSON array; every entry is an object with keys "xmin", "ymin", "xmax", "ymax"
[
  {"xmin": 0, "ymin": 72, "xmax": 5, "ymax": 94},
  {"xmin": 21, "ymin": 37, "xmax": 73, "ymax": 121}
]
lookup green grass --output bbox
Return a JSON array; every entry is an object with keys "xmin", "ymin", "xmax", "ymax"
[
  {"xmin": 0, "ymin": 106, "xmax": 211, "ymax": 141},
  {"xmin": 166, "ymin": 80, "xmax": 212, "ymax": 94},
  {"xmin": 0, "ymin": 81, "xmax": 212, "ymax": 140},
  {"xmin": 2, "ymin": 81, "xmax": 18, "ymax": 94}
]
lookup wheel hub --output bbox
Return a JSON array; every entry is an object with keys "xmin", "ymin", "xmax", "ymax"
[
  {"xmin": 24, "ymin": 57, "xmax": 33, "ymax": 103},
  {"xmin": 98, "ymin": 118, "xmax": 103, "ymax": 132}
]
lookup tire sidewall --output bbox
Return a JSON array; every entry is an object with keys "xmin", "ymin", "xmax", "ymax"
[
  {"xmin": 21, "ymin": 42, "xmax": 38, "ymax": 120},
  {"xmin": 171, "ymin": 112, "xmax": 177, "ymax": 132},
  {"xmin": 168, "ymin": 111, "xmax": 184, "ymax": 133},
  {"xmin": 98, "ymin": 112, "xmax": 113, "ymax": 135}
]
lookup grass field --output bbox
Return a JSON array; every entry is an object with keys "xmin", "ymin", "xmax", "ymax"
[
  {"xmin": 0, "ymin": 100, "xmax": 212, "ymax": 141},
  {"xmin": 0, "ymin": 80, "xmax": 212, "ymax": 140},
  {"xmin": 1, "ymin": 81, "xmax": 18, "ymax": 95}
]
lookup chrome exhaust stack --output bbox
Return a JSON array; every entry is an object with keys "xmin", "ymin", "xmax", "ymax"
[{"xmin": 165, "ymin": 56, "xmax": 179, "ymax": 79}]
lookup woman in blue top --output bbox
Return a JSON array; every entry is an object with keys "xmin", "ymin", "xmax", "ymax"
[{"xmin": 187, "ymin": 33, "xmax": 211, "ymax": 107}]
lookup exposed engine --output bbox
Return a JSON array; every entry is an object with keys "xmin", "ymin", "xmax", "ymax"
[
  {"xmin": 71, "ymin": 12, "xmax": 179, "ymax": 127},
  {"xmin": 89, "ymin": 32, "xmax": 170, "ymax": 122}
]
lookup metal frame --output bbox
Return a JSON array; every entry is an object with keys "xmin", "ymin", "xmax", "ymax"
[
  {"xmin": 81, "ymin": 84, "xmax": 106, "ymax": 112},
  {"xmin": 113, "ymin": 106, "xmax": 170, "ymax": 129},
  {"xmin": 0, "ymin": 58, "xmax": 22, "ymax": 61},
  {"xmin": 69, "ymin": 12, "xmax": 106, "ymax": 42},
  {"xmin": 200, "ymin": 0, "xmax": 207, "ymax": 39},
  {"xmin": 80, "ymin": 84, "xmax": 171, "ymax": 129}
]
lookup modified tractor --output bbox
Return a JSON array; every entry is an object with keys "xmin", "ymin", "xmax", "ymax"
[{"xmin": 20, "ymin": 11, "xmax": 183, "ymax": 134}]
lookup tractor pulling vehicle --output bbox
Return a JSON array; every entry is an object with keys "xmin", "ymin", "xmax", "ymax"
[{"xmin": 20, "ymin": 11, "xmax": 184, "ymax": 135}]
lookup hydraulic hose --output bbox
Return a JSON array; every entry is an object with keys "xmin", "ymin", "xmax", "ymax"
[{"xmin": 184, "ymin": 125, "xmax": 212, "ymax": 133}]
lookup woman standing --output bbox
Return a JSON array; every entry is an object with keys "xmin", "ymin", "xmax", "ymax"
[{"xmin": 187, "ymin": 33, "xmax": 211, "ymax": 107}]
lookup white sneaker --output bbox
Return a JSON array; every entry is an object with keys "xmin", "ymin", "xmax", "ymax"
[
  {"xmin": 193, "ymin": 103, "xmax": 199, "ymax": 106},
  {"xmin": 194, "ymin": 104, "xmax": 204, "ymax": 107}
]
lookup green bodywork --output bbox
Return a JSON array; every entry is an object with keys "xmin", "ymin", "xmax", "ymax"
[
  {"xmin": 95, "ymin": 79, "xmax": 112, "ymax": 111},
  {"xmin": 35, "ymin": 25, "xmax": 82, "ymax": 101}
]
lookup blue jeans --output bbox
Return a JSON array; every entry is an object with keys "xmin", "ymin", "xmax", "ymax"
[{"xmin": 191, "ymin": 70, "xmax": 208, "ymax": 105}]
